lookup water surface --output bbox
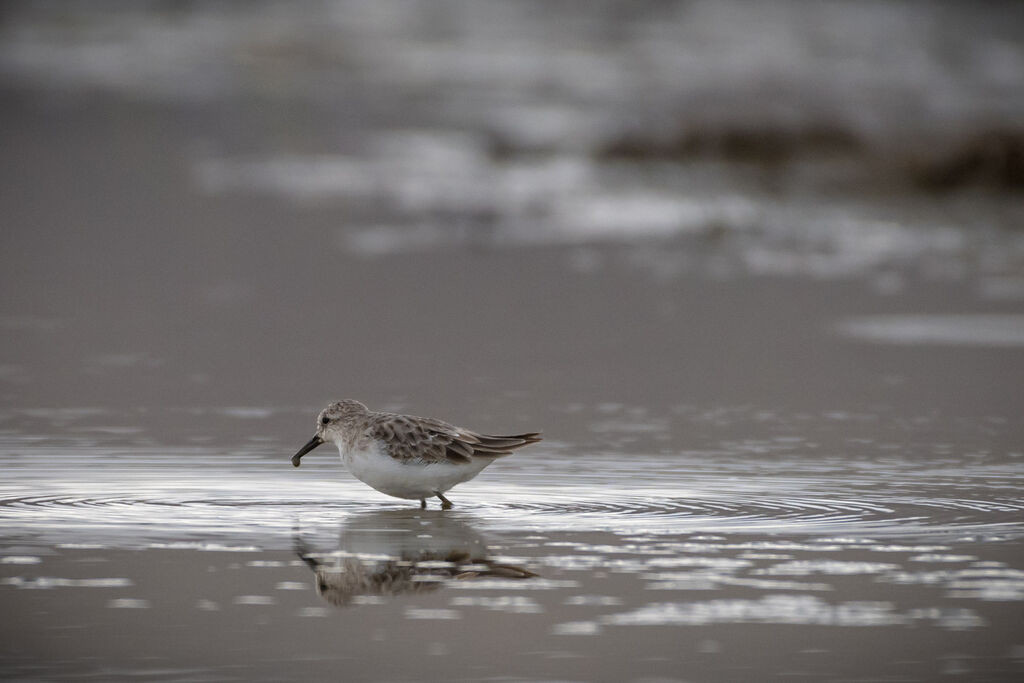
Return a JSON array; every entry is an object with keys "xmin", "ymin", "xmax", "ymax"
[
  {"xmin": 2, "ymin": 1, "xmax": 1024, "ymax": 681},
  {"xmin": 3, "ymin": 404, "xmax": 1023, "ymax": 681}
]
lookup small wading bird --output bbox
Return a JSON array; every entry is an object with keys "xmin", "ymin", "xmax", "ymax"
[{"xmin": 291, "ymin": 400, "xmax": 541, "ymax": 509}]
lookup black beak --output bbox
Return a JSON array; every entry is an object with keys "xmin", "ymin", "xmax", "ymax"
[{"xmin": 292, "ymin": 435, "xmax": 324, "ymax": 467}]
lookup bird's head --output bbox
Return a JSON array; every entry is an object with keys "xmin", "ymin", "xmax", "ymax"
[{"xmin": 291, "ymin": 399, "xmax": 369, "ymax": 467}]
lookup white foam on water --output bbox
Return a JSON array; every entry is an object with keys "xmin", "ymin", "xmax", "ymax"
[{"xmin": 835, "ymin": 314, "xmax": 1024, "ymax": 347}]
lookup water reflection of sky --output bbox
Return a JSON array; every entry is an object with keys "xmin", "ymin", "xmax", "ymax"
[
  {"xmin": 3, "ymin": 410, "xmax": 1023, "ymax": 678},
  {"xmin": 2, "ymin": 424, "xmax": 1022, "ymax": 545},
  {"xmin": 2, "ymin": 2, "xmax": 1023, "ymax": 679}
]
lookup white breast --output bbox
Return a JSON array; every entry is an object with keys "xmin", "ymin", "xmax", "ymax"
[{"xmin": 337, "ymin": 440, "xmax": 492, "ymax": 500}]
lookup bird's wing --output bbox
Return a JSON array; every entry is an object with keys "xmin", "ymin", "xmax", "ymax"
[{"xmin": 369, "ymin": 414, "xmax": 541, "ymax": 465}]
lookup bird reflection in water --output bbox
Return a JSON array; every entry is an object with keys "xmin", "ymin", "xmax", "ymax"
[{"xmin": 294, "ymin": 509, "xmax": 536, "ymax": 608}]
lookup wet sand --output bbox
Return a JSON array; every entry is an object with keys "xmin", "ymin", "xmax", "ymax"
[{"xmin": 3, "ymin": 2, "xmax": 1024, "ymax": 681}]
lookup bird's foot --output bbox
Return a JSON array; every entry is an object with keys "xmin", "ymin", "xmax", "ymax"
[{"xmin": 436, "ymin": 492, "xmax": 453, "ymax": 510}]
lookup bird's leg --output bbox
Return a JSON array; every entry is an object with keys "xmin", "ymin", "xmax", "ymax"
[
  {"xmin": 419, "ymin": 498, "xmax": 426, "ymax": 510},
  {"xmin": 435, "ymin": 492, "xmax": 453, "ymax": 510}
]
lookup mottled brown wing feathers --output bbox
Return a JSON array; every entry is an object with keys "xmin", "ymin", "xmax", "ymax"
[
  {"xmin": 460, "ymin": 432, "xmax": 542, "ymax": 457},
  {"xmin": 368, "ymin": 414, "xmax": 540, "ymax": 465},
  {"xmin": 474, "ymin": 434, "xmax": 542, "ymax": 449},
  {"xmin": 443, "ymin": 437, "xmax": 475, "ymax": 463}
]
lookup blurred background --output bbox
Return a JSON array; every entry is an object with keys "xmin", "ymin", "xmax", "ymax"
[
  {"xmin": 3, "ymin": 3, "xmax": 1024, "ymax": 680},
  {"xmin": 1, "ymin": 0, "xmax": 1022, "ymax": 436}
]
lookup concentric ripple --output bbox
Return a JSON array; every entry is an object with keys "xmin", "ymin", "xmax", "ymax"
[{"xmin": 1, "ymin": 446, "xmax": 1021, "ymax": 548}]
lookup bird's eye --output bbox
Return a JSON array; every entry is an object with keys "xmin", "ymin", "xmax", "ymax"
[{"xmin": 320, "ymin": 416, "xmax": 330, "ymax": 425}]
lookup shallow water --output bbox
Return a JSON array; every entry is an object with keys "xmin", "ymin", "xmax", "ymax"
[
  {"xmin": 3, "ymin": 406, "xmax": 1023, "ymax": 681},
  {"xmin": 3, "ymin": 427, "xmax": 1023, "ymax": 545},
  {"xmin": 3, "ymin": 1, "xmax": 1024, "ymax": 680}
]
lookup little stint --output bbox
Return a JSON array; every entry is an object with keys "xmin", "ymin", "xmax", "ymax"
[{"xmin": 292, "ymin": 400, "xmax": 541, "ymax": 509}]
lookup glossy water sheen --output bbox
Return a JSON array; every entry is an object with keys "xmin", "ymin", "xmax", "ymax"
[
  {"xmin": 3, "ymin": 440, "xmax": 1022, "ymax": 545},
  {"xmin": 2, "ymin": 407, "xmax": 1023, "ymax": 681},
  {"xmin": 3, "ymin": 1, "xmax": 1024, "ymax": 680}
]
